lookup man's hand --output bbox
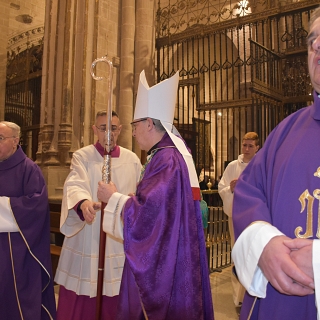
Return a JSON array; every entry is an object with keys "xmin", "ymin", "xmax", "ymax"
[
  {"xmin": 284, "ymin": 238, "xmax": 314, "ymax": 280},
  {"xmin": 230, "ymin": 179, "xmax": 238, "ymax": 192},
  {"xmin": 258, "ymin": 235, "xmax": 314, "ymax": 296},
  {"xmin": 80, "ymin": 200, "xmax": 101, "ymax": 223},
  {"xmin": 97, "ymin": 181, "xmax": 117, "ymax": 203}
]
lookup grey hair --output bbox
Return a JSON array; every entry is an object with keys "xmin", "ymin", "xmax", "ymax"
[
  {"xmin": 309, "ymin": 7, "xmax": 320, "ymax": 29},
  {"xmin": 152, "ymin": 119, "xmax": 166, "ymax": 133},
  {"xmin": 0, "ymin": 121, "xmax": 21, "ymax": 137}
]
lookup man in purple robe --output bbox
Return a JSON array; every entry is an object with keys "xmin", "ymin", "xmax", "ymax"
[
  {"xmin": 231, "ymin": 7, "xmax": 320, "ymax": 320},
  {"xmin": 0, "ymin": 121, "xmax": 56, "ymax": 320},
  {"xmin": 97, "ymin": 70, "xmax": 214, "ymax": 320}
]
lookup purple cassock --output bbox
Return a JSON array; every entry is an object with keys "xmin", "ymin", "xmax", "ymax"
[
  {"xmin": 116, "ymin": 133, "xmax": 214, "ymax": 320},
  {"xmin": 233, "ymin": 91, "xmax": 320, "ymax": 319},
  {"xmin": 0, "ymin": 146, "xmax": 56, "ymax": 320}
]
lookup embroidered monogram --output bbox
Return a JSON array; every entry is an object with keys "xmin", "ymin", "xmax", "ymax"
[{"xmin": 295, "ymin": 170, "xmax": 320, "ymax": 238}]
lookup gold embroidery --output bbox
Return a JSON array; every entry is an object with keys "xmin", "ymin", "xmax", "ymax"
[
  {"xmin": 295, "ymin": 189, "xmax": 314, "ymax": 238},
  {"xmin": 314, "ymin": 189, "xmax": 320, "ymax": 239},
  {"xmin": 314, "ymin": 167, "xmax": 320, "ymax": 178}
]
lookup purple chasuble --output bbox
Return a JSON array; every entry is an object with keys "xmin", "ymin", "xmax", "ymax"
[
  {"xmin": 233, "ymin": 91, "xmax": 320, "ymax": 320},
  {"xmin": 116, "ymin": 133, "xmax": 214, "ymax": 320},
  {"xmin": 0, "ymin": 146, "xmax": 56, "ymax": 320}
]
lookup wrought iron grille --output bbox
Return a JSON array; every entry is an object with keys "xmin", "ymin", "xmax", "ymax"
[
  {"xmin": 5, "ymin": 44, "xmax": 43, "ymax": 160},
  {"xmin": 205, "ymin": 206, "xmax": 231, "ymax": 271},
  {"xmin": 156, "ymin": 1, "xmax": 318, "ymax": 269},
  {"xmin": 156, "ymin": 1, "xmax": 316, "ymax": 182},
  {"xmin": 156, "ymin": 0, "xmax": 268, "ymax": 38}
]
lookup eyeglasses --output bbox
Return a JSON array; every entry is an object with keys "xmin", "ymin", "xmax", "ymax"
[
  {"xmin": 130, "ymin": 118, "xmax": 148, "ymax": 130},
  {"xmin": 95, "ymin": 125, "xmax": 119, "ymax": 132},
  {"xmin": 0, "ymin": 136, "xmax": 16, "ymax": 143}
]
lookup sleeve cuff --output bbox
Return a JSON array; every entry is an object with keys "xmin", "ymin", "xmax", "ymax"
[
  {"xmin": 74, "ymin": 199, "xmax": 87, "ymax": 221},
  {"xmin": 312, "ymin": 240, "xmax": 320, "ymax": 319},
  {"xmin": 0, "ymin": 197, "xmax": 19, "ymax": 232},
  {"xmin": 232, "ymin": 222, "xmax": 284, "ymax": 297},
  {"xmin": 103, "ymin": 192, "xmax": 130, "ymax": 240}
]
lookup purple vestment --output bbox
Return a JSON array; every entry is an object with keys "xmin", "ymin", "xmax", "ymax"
[
  {"xmin": 116, "ymin": 133, "xmax": 214, "ymax": 320},
  {"xmin": 0, "ymin": 146, "xmax": 56, "ymax": 320},
  {"xmin": 233, "ymin": 91, "xmax": 320, "ymax": 319}
]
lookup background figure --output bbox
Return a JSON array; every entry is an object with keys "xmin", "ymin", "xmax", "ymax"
[
  {"xmin": 199, "ymin": 167, "xmax": 211, "ymax": 190},
  {"xmin": 218, "ymin": 131, "xmax": 259, "ymax": 307},
  {"xmin": 198, "ymin": 168, "xmax": 209, "ymax": 229},
  {"xmin": 97, "ymin": 70, "xmax": 214, "ymax": 320},
  {"xmin": 55, "ymin": 111, "xmax": 141, "ymax": 320},
  {"xmin": 232, "ymin": 7, "xmax": 320, "ymax": 320},
  {"xmin": 200, "ymin": 193, "xmax": 209, "ymax": 229},
  {"xmin": 0, "ymin": 121, "xmax": 56, "ymax": 320}
]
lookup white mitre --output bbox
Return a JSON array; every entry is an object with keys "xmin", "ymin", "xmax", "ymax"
[{"xmin": 134, "ymin": 70, "xmax": 200, "ymax": 196}]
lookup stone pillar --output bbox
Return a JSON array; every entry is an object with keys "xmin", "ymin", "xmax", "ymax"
[
  {"xmin": 135, "ymin": 0, "xmax": 156, "ymax": 85},
  {"xmin": 0, "ymin": 2, "xmax": 9, "ymax": 120},
  {"xmin": 117, "ymin": 0, "xmax": 135, "ymax": 150},
  {"xmin": 133, "ymin": 0, "xmax": 156, "ymax": 158},
  {"xmin": 39, "ymin": 0, "xmax": 123, "ymax": 201},
  {"xmin": 39, "ymin": 0, "xmax": 101, "ymax": 201}
]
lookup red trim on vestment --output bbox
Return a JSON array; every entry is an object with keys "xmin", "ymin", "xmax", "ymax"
[{"xmin": 192, "ymin": 187, "xmax": 201, "ymax": 201}]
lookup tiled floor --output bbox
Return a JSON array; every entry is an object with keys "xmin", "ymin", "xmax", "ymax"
[
  {"xmin": 210, "ymin": 266, "xmax": 239, "ymax": 320},
  {"xmin": 54, "ymin": 265, "xmax": 239, "ymax": 319}
]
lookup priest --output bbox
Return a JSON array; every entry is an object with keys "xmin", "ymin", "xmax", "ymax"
[
  {"xmin": 0, "ymin": 121, "xmax": 56, "ymax": 320},
  {"xmin": 232, "ymin": 7, "xmax": 320, "ymax": 320}
]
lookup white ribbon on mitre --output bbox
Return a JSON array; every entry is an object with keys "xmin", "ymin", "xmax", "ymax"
[{"xmin": 134, "ymin": 70, "xmax": 200, "ymax": 199}]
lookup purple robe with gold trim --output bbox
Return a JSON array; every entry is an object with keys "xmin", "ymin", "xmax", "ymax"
[
  {"xmin": 233, "ymin": 91, "xmax": 320, "ymax": 319},
  {"xmin": 0, "ymin": 146, "xmax": 56, "ymax": 320},
  {"xmin": 116, "ymin": 133, "xmax": 214, "ymax": 320}
]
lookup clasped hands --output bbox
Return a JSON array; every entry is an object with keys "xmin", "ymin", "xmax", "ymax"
[{"xmin": 258, "ymin": 235, "xmax": 314, "ymax": 296}]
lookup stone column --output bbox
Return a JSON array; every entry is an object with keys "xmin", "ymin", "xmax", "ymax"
[
  {"xmin": 39, "ymin": 0, "xmax": 124, "ymax": 200},
  {"xmin": 39, "ymin": 0, "xmax": 100, "ymax": 200},
  {"xmin": 0, "ymin": 2, "xmax": 9, "ymax": 120},
  {"xmin": 135, "ymin": 0, "xmax": 156, "ymax": 85},
  {"xmin": 117, "ymin": 0, "xmax": 135, "ymax": 150},
  {"xmin": 133, "ymin": 0, "xmax": 156, "ymax": 158}
]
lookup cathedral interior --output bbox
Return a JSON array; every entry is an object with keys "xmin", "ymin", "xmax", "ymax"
[{"xmin": 1, "ymin": 0, "xmax": 319, "ymax": 318}]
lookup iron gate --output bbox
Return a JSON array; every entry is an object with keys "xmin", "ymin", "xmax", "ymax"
[
  {"xmin": 5, "ymin": 44, "xmax": 43, "ymax": 160},
  {"xmin": 156, "ymin": 0, "xmax": 318, "ymax": 269},
  {"xmin": 156, "ymin": 0, "xmax": 316, "ymax": 180}
]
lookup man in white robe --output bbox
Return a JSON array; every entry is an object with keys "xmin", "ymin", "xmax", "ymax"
[
  {"xmin": 218, "ymin": 132, "xmax": 259, "ymax": 308},
  {"xmin": 55, "ymin": 111, "xmax": 141, "ymax": 320}
]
